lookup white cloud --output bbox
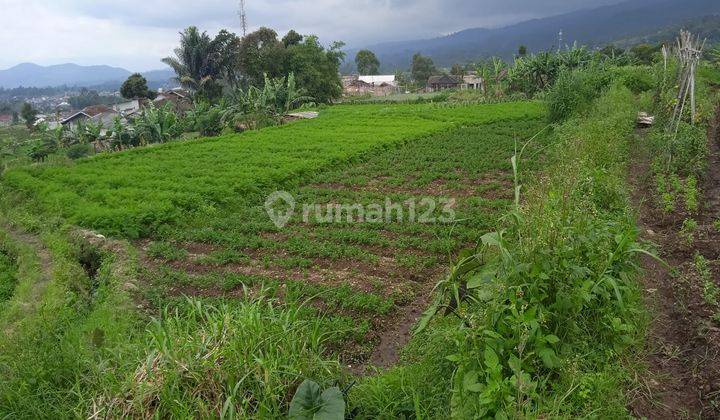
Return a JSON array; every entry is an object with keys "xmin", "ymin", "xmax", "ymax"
[
  {"xmin": 0, "ymin": 0, "xmax": 623, "ymax": 70},
  {"xmin": 0, "ymin": 1, "xmax": 178, "ymax": 70}
]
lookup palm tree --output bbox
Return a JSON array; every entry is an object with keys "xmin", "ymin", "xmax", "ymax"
[{"xmin": 162, "ymin": 27, "xmax": 223, "ymax": 98}]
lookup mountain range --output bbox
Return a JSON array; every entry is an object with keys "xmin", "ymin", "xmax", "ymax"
[
  {"xmin": 0, "ymin": 63, "xmax": 175, "ymax": 90},
  {"xmin": 2, "ymin": 0, "xmax": 719, "ymax": 88},
  {"xmin": 348, "ymin": 0, "xmax": 720, "ymax": 71}
]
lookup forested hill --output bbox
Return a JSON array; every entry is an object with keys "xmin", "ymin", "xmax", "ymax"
[{"xmin": 348, "ymin": 0, "xmax": 720, "ymax": 71}]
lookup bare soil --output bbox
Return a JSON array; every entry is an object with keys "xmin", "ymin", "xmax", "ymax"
[{"xmin": 628, "ymin": 107, "xmax": 720, "ymax": 418}]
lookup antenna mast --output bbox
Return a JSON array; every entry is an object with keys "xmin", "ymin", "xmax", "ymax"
[
  {"xmin": 239, "ymin": 0, "xmax": 248, "ymax": 37},
  {"xmin": 558, "ymin": 29, "xmax": 563, "ymax": 51}
]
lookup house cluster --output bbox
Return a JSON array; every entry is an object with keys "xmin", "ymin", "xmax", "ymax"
[
  {"xmin": 59, "ymin": 88, "xmax": 191, "ymax": 132},
  {"xmin": 342, "ymin": 75, "xmax": 400, "ymax": 97},
  {"xmin": 341, "ymin": 72, "xmax": 485, "ymax": 97}
]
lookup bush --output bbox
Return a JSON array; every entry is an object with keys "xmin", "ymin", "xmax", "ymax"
[
  {"xmin": 188, "ymin": 102, "xmax": 223, "ymax": 137},
  {"xmin": 66, "ymin": 144, "xmax": 93, "ymax": 160},
  {"xmin": 546, "ymin": 67, "xmax": 613, "ymax": 122},
  {"xmin": 651, "ymin": 121, "xmax": 707, "ymax": 177},
  {"xmin": 613, "ymin": 66, "xmax": 656, "ymax": 94}
]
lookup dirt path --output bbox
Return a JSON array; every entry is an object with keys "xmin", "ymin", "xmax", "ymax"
[{"xmin": 628, "ymin": 108, "xmax": 720, "ymax": 418}]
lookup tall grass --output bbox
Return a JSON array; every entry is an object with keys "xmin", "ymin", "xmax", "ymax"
[
  {"xmin": 0, "ymin": 236, "xmax": 341, "ymax": 418},
  {"xmin": 352, "ymin": 82, "xmax": 646, "ymax": 418},
  {"xmin": 98, "ymin": 297, "xmax": 340, "ymax": 418}
]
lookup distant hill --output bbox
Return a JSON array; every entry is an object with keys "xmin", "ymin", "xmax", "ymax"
[
  {"xmin": 346, "ymin": 0, "xmax": 720, "ymax": 72},
  {"xmin": 613, "ymin": 14, "xmax": 720, "ymax": 48},
  {"xmin": 0, "ymin": 63, "xmax": 175, "ymax": 89}
]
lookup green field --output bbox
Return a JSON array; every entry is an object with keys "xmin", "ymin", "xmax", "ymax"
[{"xmin": 1, "ymin": 102, "xmax": 542, "ymax": 237}]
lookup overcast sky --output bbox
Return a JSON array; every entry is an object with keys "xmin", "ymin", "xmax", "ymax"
[{"xmin": 0, "ymin": 0, "xmax": 624, "ymax": 71}]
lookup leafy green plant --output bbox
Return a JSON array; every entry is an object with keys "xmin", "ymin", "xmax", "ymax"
[
  {"xmin": 186, "ymin": 101, "xmax": 223, "ymax": 136},
  {"xmin": 134, "ymin": 103, "xmax": 185, "ymax": 144},
  {"xmin": 146, "ymin": 241, "xmax": 188, "ymax": 261},
  {"xmin": 684, "ymin": 175, "xmax": 699, "ymax": 214},
  {"xmin": 220, "ymin": 73, "xmax": 314, "ymax": 131},
  {"xmin": 289, "ymin": 379, "xmax": 345, "ymax": 420},
  {"xmin": 415, "ymin": 84, "xmax": 646, "ymax": 417},
  {"xmin": 681, "ymin": 218, "xmax": 698, "ymax": 245},
  {"xmin": 546, "ymin": 66, "xmax": 612, "ymax": 122},
  {"xmin": 1, "ymin": 101, "xmax": 542, "ymax": 237}
]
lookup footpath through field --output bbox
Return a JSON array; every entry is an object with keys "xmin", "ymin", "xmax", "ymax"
[{"xmin": 629, "ymin": 105, "xmax": 720, "ymax": 418}]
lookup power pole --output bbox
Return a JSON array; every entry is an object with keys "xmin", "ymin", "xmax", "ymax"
[
  {"xmin": 239, "ymin": 0, "xmax": 248, "ymax": 37},
  {"xmin": 558, "ymin": 29, "xmax": 563, "ymax": 51}
]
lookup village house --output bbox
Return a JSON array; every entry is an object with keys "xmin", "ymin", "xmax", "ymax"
[
  {"xmin": 113, "ymin": 99, "xmax": 141, "ymax": 116},
  {"xmin": 461, "ymin": 75, "xmax": 484, "ymax": 91},
  {"xmin": 427, "ymin": 74, "xmax": 484, "ymax": 92},
  {"xmin": 152, "ymin": 88, "xmax": 193, "ymax": 114},
  {"xmin": 0, "ymin": 115, "xmax": 13, "ymax": 127},
  {"xmin": 427, "ymin": 74, "xmax": 462, "ymax": 91},
  {"xmin": 342, "ymin": 75, "xmax": 399, "ymax": 97},
  {"xmin": 60, "ymin": 105, "xmax": 121, "ymax": 134}
]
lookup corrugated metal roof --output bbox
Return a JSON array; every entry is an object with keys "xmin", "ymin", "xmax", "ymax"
[{"xmin": 358, "ymin": 75, "xmax": 396, "ymax": 85}]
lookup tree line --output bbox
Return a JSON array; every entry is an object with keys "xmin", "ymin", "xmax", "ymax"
[
  {"xmin": 158, "ymin": 26, "xmax": 345, "ymax": 104},
  {"xmin": 349, "ymin": 41, "xmax": 705, "ymax": 91}
]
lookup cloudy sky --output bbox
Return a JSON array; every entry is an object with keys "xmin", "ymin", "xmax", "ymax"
[{"xmin": 0, "ymin": 0, "xmax": 624, "ymax": 71}]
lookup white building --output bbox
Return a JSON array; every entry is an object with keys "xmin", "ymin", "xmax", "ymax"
[{"xmin": 357, "ymin": 75, "xmax": 397, "ymax": 87}]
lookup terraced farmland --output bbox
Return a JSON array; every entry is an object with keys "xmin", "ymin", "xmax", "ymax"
[
  {"xmin": 1, "ymin": 102, "xmax": 543, "ymax": 237},
  {"xmin": 0, "ymin": 100, "xmax": 551, "ymax": 417},
  {"xmin": 138, "ymin": 118, "xmax": 551, "ymax": 368}
]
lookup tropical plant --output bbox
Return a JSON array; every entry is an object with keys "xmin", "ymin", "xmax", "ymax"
[
  {"xmin": 67, "ymin": 120, "xmax": 104, "ymax": 145},
  {"xmin": 220, "ymin": 73, "xmax": 313, "ymax": 131},
  {"xmin": 187, "ymin": 101, "xmax": 224, "ymax": 136},
  {"xmin": 507, "ymin": 46, "xmax": 597, "ymax": 96},
  {"xmin": 27, "ymin": 137, "xmax": 57, "ymax": 162},
  {"xmin": 108, "ymin": 116, "xmax": 138, "ymax": 150},
  {"xmin": 162, "ymin": 26, "xmax": 227, "ymax": 101},
  {"xmin": 134, "ymin": 104, "xmax": 185, "ymax": 145}
]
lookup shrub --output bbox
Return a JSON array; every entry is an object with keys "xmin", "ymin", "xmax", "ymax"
[
  {"xmin": 546, "ymin": 67, "xmax": 612, "ymax": 122},
  {"xmin": 187, "ymin": 102, "xmax": 223, "ymax": 137},
  {"xmin": 651, "ymin": 121, "xmax": 707, "ymax": 178},
  {"xmin": 612, "ymin": 66, "xmax": 655, "ymax": 94},
  {"xmin": 66, "ymin": 144, "xmax": 93, "ymax": 160}
]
